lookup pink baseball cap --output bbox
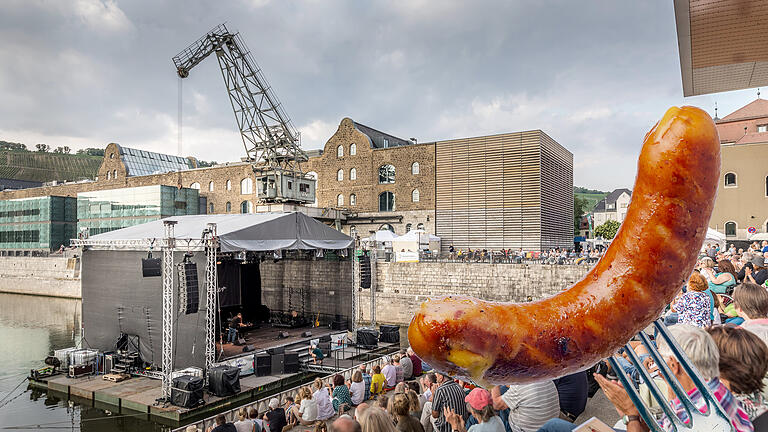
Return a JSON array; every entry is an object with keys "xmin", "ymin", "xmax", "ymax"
[{"xmin": 464, "ymin": 388, "xmax": 492, "ymax": 410}]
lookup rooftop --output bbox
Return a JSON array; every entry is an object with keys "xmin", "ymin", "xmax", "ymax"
[
  {"xmin": 115, "ymin": 144, "xmax": 195, "ymax": 177},
  {"xmin": 353, "ymin": 122, "xmax": 413, "ymax": 149},
  {"xmin": 593, "ymin": 188, "xmax": 631, "ymax": 213}
]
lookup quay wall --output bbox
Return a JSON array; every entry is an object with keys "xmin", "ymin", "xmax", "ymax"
[
  {"xmin": 358, "ymin": 262, "xmax": 592, "ymax": 325},
  {"xmin": 0, "ymin": 256, "xmax": 81, "ymax": 298}
]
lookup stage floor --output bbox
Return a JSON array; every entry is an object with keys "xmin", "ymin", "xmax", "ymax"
[{"xmin": 218, "ymin": 325, "xmax": 337, "ymax": 359}]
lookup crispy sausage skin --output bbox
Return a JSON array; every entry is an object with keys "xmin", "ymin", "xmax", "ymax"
[{"xmin": 408, "ymin": 106, "xmax": 720, "ymax": 384}]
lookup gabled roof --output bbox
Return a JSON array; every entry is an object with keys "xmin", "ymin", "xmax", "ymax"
[
  {"xmin": 353, "ymin": 122, "xmax": 412, "ymax": 149},
  {"xmin": 592, "ymin": 188, "xmax": 631, "ymax": 213},
  {"xmin": 718, "ymin": 98, "xmax": 768, "ymax": 123},
  {"xmin": 116, "ymin": 144, "xmax": 194, "ymax": 177}
]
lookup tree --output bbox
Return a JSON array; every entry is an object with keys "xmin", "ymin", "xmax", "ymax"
[
  {"xmin": 53, "ymin": 146, "xmax": 71, "ymax": 154},
  {"xmin": 574, "ymin": 196, "xmax": 589, "ymax": 232},
  {"xmin": 0, "ymin": 140, "xmax": 27, "ymax": 151},
  {"xmin": 35, "ymin": 143, "xmax": 50, "ymax": 152},
  {"xmin": 196, "ymin": 160, "xmax": 218, "ymax": 168},
  {"xmin": 594, "ymin": 220, "xmax": 621, "ymax": 239},
  {"xmin": 76, "ymin": 148, "xmax": 105, "ymax": 156}
]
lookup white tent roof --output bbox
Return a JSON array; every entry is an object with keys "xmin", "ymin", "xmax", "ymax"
[
  {"xmin": 705, "ymin": 228, "xmax": 726, "ymax": 249},
  {"xmin": 89, "ymin": 212, "xmax": 353, "ymax": 252},
  {"xmin": 368, "ymin": 230, "xmax": 398, "ymax": 242}
]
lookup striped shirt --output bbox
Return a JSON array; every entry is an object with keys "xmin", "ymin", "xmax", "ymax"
[
  {"xmin": 432, "ymin": 380, "xmax": 469, "ymax": 432},
  {"xmin": 500, "ymin": 381, "xmax": 560, "ymax": 432},
  {"xmin": 661, "ymin": 378, "xmax": 753, "ymax": 432}
]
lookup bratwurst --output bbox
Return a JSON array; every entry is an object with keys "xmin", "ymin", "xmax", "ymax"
[{"xmin": 408, "ymin": 106, "xmax": 720, "ymax": 384}]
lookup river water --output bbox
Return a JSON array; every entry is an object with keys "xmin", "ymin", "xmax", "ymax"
[{"xmin": 0, "ymin": 293, "xmax": 168, "ymax": 432}]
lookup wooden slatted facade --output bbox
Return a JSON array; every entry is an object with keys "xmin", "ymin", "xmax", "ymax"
[{"xmin": 435, "ymin": 130, "xmax": 572, "ymax": 251}]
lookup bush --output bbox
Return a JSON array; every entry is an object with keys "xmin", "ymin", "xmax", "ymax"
[{"xmin": 594, "ymin": 220, "xmax": 621, "ymax": 239}]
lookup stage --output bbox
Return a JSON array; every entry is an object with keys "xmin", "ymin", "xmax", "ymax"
[{"xmin": 218, "ymin": 324, "xmax": 337, "ymax": 359}]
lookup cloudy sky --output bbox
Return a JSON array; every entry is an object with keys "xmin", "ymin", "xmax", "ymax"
[{"xmin": 0, "ymin": 0, "xmax": 761, "ymax": 190}]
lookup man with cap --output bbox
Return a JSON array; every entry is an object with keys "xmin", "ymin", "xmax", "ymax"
[
  {"xmin": 745, "ymin": 255, "xmax": 768, "ymax": 286},
  {"xmin": 444, "ymin": 388, "xmax": 504, "ymax": 432}
]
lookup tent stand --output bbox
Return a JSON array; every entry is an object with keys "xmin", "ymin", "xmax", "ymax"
[{"xmin": 161, "ymin": 221, "xmax": 177, "ymax": 401}]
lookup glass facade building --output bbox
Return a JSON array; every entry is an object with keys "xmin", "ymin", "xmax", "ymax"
[
  {"xmin": 119, "ymin": 147, "xmax": 194, "ymax": 176},
  {"xmin": 77, "ymin": 185, "xmax": 202, "ymax": 235},
  {"xmin": 0, "ymin": 196, "xmax": 77, "ymax": 252}
]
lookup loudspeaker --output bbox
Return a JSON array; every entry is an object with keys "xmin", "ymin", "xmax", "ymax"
[
  {"xmin": 234, "ymin": 338, "xmax": 246, "ymax": 346},
  {"xmin": 271, "ymin": 354, "xmax": 284, "ymax": 375},
  {"xmin": 243, "ymin": 345, "xmax": 255, "ymax": 353},
  {"xmin": 319, "ymin": 335, "xmax": 332, "ymax": 343},
  {"xmin": 278, "ymin": 332, "xmax": 290, "ymax": 339},
  {"xmin": 379, "ymin": 325, "xmax": 400, "ymax": 343},
  {"xmin": 179, "ymin": 262, "xmax": 199, "ymax": 314},
  {"xmin": 255, "ymin": 354, "xmax": 271, "ymax": 377},
  {"xmin": 208, "ymin": 366, "xmax": 241, "ymax": 397},
  {"xmin": 331, "ymin": 320, "xmax": 348, "ymax": 330},
  {"xmin": 359, "ymin": 255, "xmax": 371, "ymax": 288},
  {"xmin": 356, "ymin": 328, "xmax": 378, "ymax": 349},
  {"xmin": 141, "ymin": 257, "xmax": 162, "ymax": 277},
  {"xmin": 171, "ymin": 375, "xmax": 204, "ymax": 408},
  {"xmin": 301, "ymin": 331, "xmax": 312, "ymax": 337},
  {"xmin": 284, "ymin": 353, "xmax": 299, "ymax": 374},
  {"xmin": 267, "ymin": 346, "xmax": 284, "ymax": 355}
]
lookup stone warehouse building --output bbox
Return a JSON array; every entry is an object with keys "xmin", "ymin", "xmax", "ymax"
[
  {"xmin": 0, "ymin": 120, "xmax": 573, "ymax": 251},
  {"xmin": 304, "ymin": 118, "xmax": 574, "ymax": 251}
]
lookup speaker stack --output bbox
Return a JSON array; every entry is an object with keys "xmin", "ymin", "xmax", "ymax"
[
  {"xmin": 356, "ymin": 328, "xmax": 379, "ymax": 349},
  {"xmin": 255, "ymin": 354, "xmax": 271, "ymax": 377},
  {"xmin": 284, "ymin": 353, "xmax": 299, "ymax": 374},
  {"xmin": 207, "ymin": 365, "xmax": 241, "ymax": 397},
  {"xmin": 179, "ymin": 262, "xmax": 199, "ymax": 314},
  {"xmin": 379, "ymin": 325, "xmax": 400, "ymax": 343},
  {"xmin": 171, "ymin": 375, "xmax": 204, "ymax": 408}
]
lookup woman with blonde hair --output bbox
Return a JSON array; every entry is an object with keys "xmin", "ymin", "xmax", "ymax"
[
  {"xmin": 233, "ymin": 407, "xmax": 255, "ymax": 432},
  {"xmin": 289, "ymin": 386, "xmax": 318, "ymax": 426},
  {"xmin": 313, "ymin": 378, "xmax": 335, "ymax": 420},
  {"xmin": 349, "ymin": 370, "xmax": 366, "ymax": 406},
  {"xmin": 360, "ymin": 406, "xmax": 397, "ymax": 432}
]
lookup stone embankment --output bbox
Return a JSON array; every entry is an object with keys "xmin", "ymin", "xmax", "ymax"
[{"xmin": 0, "ymin": 256, "xmax": 81, "ymax": 298}]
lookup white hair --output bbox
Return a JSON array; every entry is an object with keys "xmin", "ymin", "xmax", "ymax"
[
  {"xmin": 657, "ymin": 324, "xmax": 720, "ymax": 381},
  {"xmin": 268, "ymin": 397, "xmax": 279, "ymax": 409}
]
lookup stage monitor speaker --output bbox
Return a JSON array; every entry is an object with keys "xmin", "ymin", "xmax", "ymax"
[
  {"xmin": 331, "ymin": 320, "xmax": 347, "ymax": 330},
  {"xmin": 379, "ymin": 325, "xmax": 400, "ymax": 343},
  {"xmin": 319, "ymin": 335, "xmax": 332, "ymax": 343},
  {"xmin": 267, "ymin": 346, "xmax": 284, "ymax": 355},
  {"xmin": 301, "ymin": 331, "xmax": 312, "ymax": 337},
  {"xmin": 234, "ymin": 338, "xmax": 246, "ymax": 346},
  {"xmin": 208, "ymin": 366, "xmax": 241, "ymax": 397},
  {"xmin": 356, "ymin": 328, "xmax": 378, "ymax": 349},
  {"xmin": 278, "ymin": 331, "xmax": 290, "ymax": 339},
  {"xmin": 171, "ymin": 375, "xmax": 204, "ymax": 408},
  {"xmin": 243, "ymin": 345, "xmax": 254, "ymax": 353},
  {"xmin": 271, "ymin": 354, "xmax": 284, "ymax": 375},
  {"xmin": 284, "ymin": 353, "xmax": 299, "ymax": 374},
  {"xmin": 255, "ymin": 354, "xmax": 271, "ymax": 377},
  {"xmin": 180, "ymin": 262, "xmax": 199, "ymax": 314},
  {"xmin": 141, "ymin": 257, "xmax": 162, "ymax": 277}
]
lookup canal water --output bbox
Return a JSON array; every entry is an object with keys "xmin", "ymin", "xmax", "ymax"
[{"xmin": 0, "ymin": 293, "xmax": 168, "ymax": 431}]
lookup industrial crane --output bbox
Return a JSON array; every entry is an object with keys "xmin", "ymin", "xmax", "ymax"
[{"xmin": 173, "ymin": 24, "xmax": 315, "ymax": 204}]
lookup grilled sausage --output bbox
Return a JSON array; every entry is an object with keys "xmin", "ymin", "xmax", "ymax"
[{"xmin": 408, "ymin": 106, "xmax": 720, "ymax": 384}]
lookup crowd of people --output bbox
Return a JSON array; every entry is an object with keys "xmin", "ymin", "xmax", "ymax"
[{"xmin": 436, "ymin": 246, "xmax": 605, "ymax": 265}]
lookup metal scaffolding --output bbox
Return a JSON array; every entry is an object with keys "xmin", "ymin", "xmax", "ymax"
[
  {"xmin": 203, "ymin": 223, "xmax": 218, "ymax": 382},
  {"xmin": 161, "ymin": 220, "xmax": 177, "ymax": 400}
]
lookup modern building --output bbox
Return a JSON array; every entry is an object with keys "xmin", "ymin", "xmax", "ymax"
[
  {"xmin": 709, "ymin": 98, "xmax": 768, "ymax": 240},
  {"xmin": 0, "ymin": 196, "xmax": 76, "ymax": 254},
  {"xmin": 592, "ymin": 189, "xmax": 632, "ymax": 227},
  {"xmin": 304, "ymin": 118, "xmax": 574, "ymax": 251}
]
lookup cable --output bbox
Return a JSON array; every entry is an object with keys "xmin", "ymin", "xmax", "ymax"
[{"xmin": 0, "ymin": 377, "xmax": 28, "ymax": 406}]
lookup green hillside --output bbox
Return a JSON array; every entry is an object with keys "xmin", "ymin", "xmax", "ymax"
[
  {"xmin": 575, "ymin": 192, "xmax": 607, "ymax": 210},
  {"xmin": 0, "ymin": 150, "xmax": 102, "ymax": 182}
]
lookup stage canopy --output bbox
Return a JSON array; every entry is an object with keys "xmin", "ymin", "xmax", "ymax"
[{"xmin": 89, "ymin": 212, "xmax": 353, "ymax": 251}]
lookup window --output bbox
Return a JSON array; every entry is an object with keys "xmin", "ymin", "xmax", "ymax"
[
  {"xmin": 106, "ymin": 171, "xmax": 111, "ymax": 180},
  {"xmin": 379, "ymin": 164, "xmax": 395, "ymax": 184},
  {"xmin": 226, "ymin": 180, "xmax": 232, "ymax": 191},
  {"xmin": 350, "ymin": 194, "xmax": 356, "ymax": 206},
  {"xmin": 406, "ymin": 223, "xmax": 412, "ymax": 232},
  {"xmin": 620, "ymin": 203, "xmax": 627, "ymax": 208},
  {"xmin": 190, "ymin": 182, "xmax": 200, "ymax": 190},
  {"xmin": 725, "ymin": 222, "xmax": 736, "ymax": 237},
  {"xmin": 758, "ymin": 124, "xmax": 768, "ymax": 133},
  {"xmin": 109, "ymin": 153, "xmax": 114, "ymax": 159},
  {"xmin": 208, "ymin": 181, "xmax": 214, "ymax": 192},
  {"xmin": 337, "ymin": 169, "xmax": 343, "ymax": 181},
  {"xmin": 379, "ymin": 191, "xmax": 395, "ymax": 211},
  {"xmin": 287, "ymin": 180, "xmax": 293, "ymax": 190},
  {"xmin": 225, "ymin": 201, "xmax": 231, "ymax": 212},
  {"xmin": 766, "ymin": 176, "xmax": 768, "ymax": 196},
  {"xmin": 350, "ymin": 225, "xmax": 357, "ymax": 238},
  {"xmin": 209, "ymin": 203, "xmax": 214, "ymax": 213},
  {"xmin": 337, "ymin": 194, "xmax": 344, "ymax": 206},
  {"xmin": 241, "ymin": 178, "xmax": 253, "ymax": 194},
  {"xmin": 350, "ymin": 168, "xmax": 356, "ymax": 180},
  {"xmin": 379, "ymin": 224, "xmax": 394, "ymax": 232},
  {"xmin": 337, "ymin": 145, "xmax": 343, "ymax": 158},
  {"xmin": 412, "ymin": 189, "xmax": 420, "ymax": 202},
  {"xmin": 240, "ymin": 201, "xmax": 252, "ymax": 213},
  {"xmin": 417, "ymin": 223, "xmax": 425, "ymax": 230},
  {"xmin": 724, "ymin": 172, "xmax": 737, "ymax": 187},
  {"xmin": 411, "ymin": 162, "xmax": 420, "ymax": 175},
  {"xmin": 299, "ymin": 183, "xmax": 309, "ymax": 193},
  {"xmin": 350, "ymin": 143, "xmax": 356, "ymax": 155},
  {"xmin": 113, "ymin": 170, "xmax": 117, "ymax": 179}
]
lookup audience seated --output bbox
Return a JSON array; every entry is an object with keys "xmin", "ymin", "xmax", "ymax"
[
  {"xmin": 349, "ymin": 370, "xmax": 366, "ymax": 406},
  {"xmin": 734, "ymin": 282, "xmax": 768, "ymax": 346},
  {"xmin": 332, "ymin": 415, "xmax": 362, "ymax": 432},
  {"xmin": 393, "ymin": 393, "xmax": 425, "ymax": 432},
  {"xmin": 262, "ymin": 398, "xmax": 286, "ymax": 432},
  {"xmin": 289, "ymin": 387, "xmax": 318, "ymax": 427},
  {"xmin": 552, "ymin": 371, "xmax": 588, "ymax": 422},
  {"xmin": 359, "ymin": 406, "xmax": 397, "ymax": 432},
  {"xmin": 314, "ymin": 378, "xmax": 336, "ymax": 421},
  {"xmin": 491, "ymin": 379, "xmax": 559, "ymax": 432},
  {"xmin": 445, "ymin": 387, "xmax": 505, "ymax": 432},
  {"xmin": 332, "ymin": 374, "xmax": 353, "ymax": 413},
  {"xmin": 370, "ymin": 365, "xmax": 386, "ymax": 396},
  {"xmin": 671, "ymin": 271, "xmax": 714, "ymax": 327},
  {"xmin": 383, "ymin": 357, "xmax": 398, "ymax": 389},
  {"xmin": 401, "ymin": 350, "xmax": 414, "ymax": 380},
  {"xmin": 431, "ymin": 372, "xmax": 469, "ymax": 432}
]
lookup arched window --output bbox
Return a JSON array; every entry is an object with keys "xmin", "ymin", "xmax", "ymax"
[
  {"xmin": 725, "ymin": 221, "xmax": 736, "ymax": 236},
  {"xmin": 379, "ymin": 191, "xmax": 395, "ymax": 211},
  {"xmin": 190, "ymin": 182, "xmax": 200, "ymax": 190},
  {"xmin": 337, "ymin": 169, "xmax": 343, "ymax": 181},
  {"xmin": 379, "ymin": 224, "xmax": 394, "ymax": 232},
  {"xmin": 208, "ymin": 181, "xmax": 215, "ymax": 192},
  {"xmin": 379, "ymin": 165, "xmax": 395, "ymax": 184},
  {"xmin": 226, "ymin": 180, "xmax": 232, "ymax": 191},
  {"xmin": 412, "ymin": 189, "xmax": 420, "ymax": 202},
  {"xmin": 350, "ymin": 194, "xmax": 356, "ymax": 206},
  {"xmin": 113, "ymin": 170, "xmax": 118, "ymax": 179},
  {"xmin": 208, "ymin": 203, "xmax": 214, "ymax": 213},
  {"xmin": 240, "ymin": 201, "xmax": 252, "ymax": 214},
  {"xmin": 350, "ymin": 143, "xmax": 357, "ymax": 155},
  {"xmin": 350, "ymin": 168, "xmax": 357, "ymax": 180},
  {"xmin": 724, "ymin": 172, "xmax": 737, "ymax": 187},
  {"xmin": 109, "ymin": 153, "xmax": 114, "ymax": 159},
  {"xmin": 350, "ymin": 225, "xmax": 357, "ymax": 238},
  {"xmin": 417, "ymin": 223, "xmax": 425, "ymax": 230},
  {"xmin": 337, "ymin": 194, "xmax": 344, "ymax": 207},
  {"xmin": 337, "ymin": 145, "xmax": 343, "ymax": 158},
  {"xmin": 405, "ymin": 223, "xmax": 412, "ymax": 232},
  {"xmin": 225, "ymin": 201, "xmax": 232, "ymax": 212},
  {"xmin": 106, "ymin": 171, "xmax": 111, "ymax": 180},
  {"xmin": 411, "ymin": 162, "xmax": 419, "ymax": 175},
  {"xmin": 241, "ymin": 178, "xmax": 253, "ymax": 194}
]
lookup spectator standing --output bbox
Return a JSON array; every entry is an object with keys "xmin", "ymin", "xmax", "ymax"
[
  {"xmin": 332, "ymin": 374, "xmax": 353, "ymax": 412},
  {"xmin": 431, "ymin": 372, "xmax": 468, "ymax": 432},
  {"xmin": 262, "ymin": 398, "xmax": 286, "ymax": 432},
  {"xmin": 349, "ymin": 370, "xmax": 366, "ymax": 406},
  {"xmin": 370, "ymin": 365, "xmax": 386, "ymax": 396},
  {"xmin": 707, "ymin": 325, "xmax": 768, "ymax": 419},
  {"xmin": 401, "ymin": 351, "xmax": 414, "ymax": 380},
  {"xmin": 382, "ymin": 358, "xmax": 397, "ymax": 389},
  {"xmin": 313, "ymin": 378, "xmax": 335, "ymax": 421},
  {"xmin": 491, "ymin": 380, "xmax": 559, "ymax": 432}
]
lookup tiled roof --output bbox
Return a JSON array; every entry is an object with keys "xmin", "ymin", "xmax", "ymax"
[{"xmin": 718, "ymin": 98, "xmax": 768, "ymax": 123}]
